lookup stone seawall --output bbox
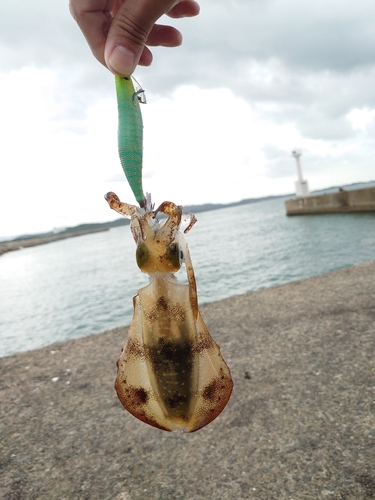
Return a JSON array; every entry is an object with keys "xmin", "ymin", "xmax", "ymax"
[{"xmin": 285, "ymin": 186, "xmax": 375, "ymax": 215}]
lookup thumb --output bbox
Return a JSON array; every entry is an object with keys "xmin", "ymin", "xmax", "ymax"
[{"xmin": 105, "ymin": 0, "xmax": 177, "ymax": 76}]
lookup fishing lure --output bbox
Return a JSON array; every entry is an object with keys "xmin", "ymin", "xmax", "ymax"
[
  {"xmin": 106, "ymin": 76, "xmax": 233, "ymax": 432},
  {"xmin": 115, "ymin": 75, "xmax": 146, "ymax": 207}
]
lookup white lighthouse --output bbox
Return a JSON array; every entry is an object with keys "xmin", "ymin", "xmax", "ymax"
[{"xmin": 292, "ymin": 149, "xmax": 310, "ymax": 197}]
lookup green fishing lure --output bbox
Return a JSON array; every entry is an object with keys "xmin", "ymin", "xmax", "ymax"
[{"xmin": 115, "ymin": 76, "xmax": 146, "ymax": 207}]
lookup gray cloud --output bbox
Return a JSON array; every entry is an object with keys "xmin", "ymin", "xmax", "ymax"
[
  {"xmin": 1, "ymin": 0, "xmax": 375, "ymax": 143},
  {"xmin": 194, "ymin": 0, "xmax": 375, "ymax": 72}
]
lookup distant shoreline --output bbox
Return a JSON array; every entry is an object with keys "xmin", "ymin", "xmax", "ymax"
[{"xmin": 0, "ymin": 228, "xmax": 108, "ymax": 256}]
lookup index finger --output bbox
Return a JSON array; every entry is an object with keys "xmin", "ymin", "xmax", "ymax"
[{"xmin": 69, "ymin": 0, "xmax": 115, "ymax": 64}]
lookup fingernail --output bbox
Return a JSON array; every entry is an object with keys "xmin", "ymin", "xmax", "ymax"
[{"xmin": 107, "ymin": 46, "xmax": 135, "ymax": 76}]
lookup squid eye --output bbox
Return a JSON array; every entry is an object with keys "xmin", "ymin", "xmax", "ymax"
[
  {"xmin": 136, "ymin": 242, "xmax": 150, "ymax": 269},
  {"xmin": 165, "ymin": 242, "xmax": 181, "ymax": 269}
]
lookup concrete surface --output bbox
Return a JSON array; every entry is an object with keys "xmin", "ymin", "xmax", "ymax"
[{"xmin": 1, "ymin": 261, "xmax": 374, "ymax": 499}]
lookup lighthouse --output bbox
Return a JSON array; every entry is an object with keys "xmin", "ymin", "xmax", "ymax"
[{"xmin": 292, "ymin": 149, "xmax": 310, "ymax": 197}]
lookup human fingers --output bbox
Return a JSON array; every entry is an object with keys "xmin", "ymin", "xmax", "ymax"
[
  {"xmin": 146, "ymin": 24, "xmax": 182, "ymax": 47},
  {"xmin": 134, "ymin": 23, "xmax": 182, "ymax": 67},
  {"xmin": 69, "ymin": 0, "xmax": 115, "ymax": 66},
  {"xmin": 166, "ymin": 0, "xmax": 200, "ymax": 19},
  {"xmin": 104, "ymin": 0, "xmax": 198, "ymax": 76},
  {"xmin": 70, "ymin": 0, "xmax": 200, "ymax": 75}
]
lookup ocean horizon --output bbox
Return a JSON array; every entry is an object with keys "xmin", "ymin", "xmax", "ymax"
[{"xmin": 2, "ymin": 180, "xmax": 375, "ymax": 243}]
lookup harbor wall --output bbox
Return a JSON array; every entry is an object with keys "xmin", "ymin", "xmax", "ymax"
[{"xmin": 285, "ymin": 186, "xmax": 375, "ymax": 215}]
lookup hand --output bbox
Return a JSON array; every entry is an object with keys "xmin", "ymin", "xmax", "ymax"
[{"xmin": 70, "ymin": 0, "xmax": 200, "ymax": 76}]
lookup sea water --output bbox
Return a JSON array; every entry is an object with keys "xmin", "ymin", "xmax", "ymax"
[{"xmin": 1, "ymin": 197, "xmax": 374, "ymax": 357}]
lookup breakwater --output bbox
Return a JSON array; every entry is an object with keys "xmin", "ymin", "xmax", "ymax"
[{"xmin": 285, "ymin": 186, "xmax": 375, "ymax": 215}]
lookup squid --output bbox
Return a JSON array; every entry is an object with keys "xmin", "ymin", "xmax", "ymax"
[{"xmin": 106, "ymin": 77, "xmax": 233, "ymax": 432}]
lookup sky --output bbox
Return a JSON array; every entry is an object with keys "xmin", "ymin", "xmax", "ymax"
[{"xmin": 1, "ymin": 0, "xmax": 375, "ymax": 238}]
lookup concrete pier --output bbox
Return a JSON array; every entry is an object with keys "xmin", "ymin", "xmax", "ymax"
[
  {"xmin": 285, "ymin": 186, "xmax": 375, "ymax": 215},
  {"xmin": 1, "ymin": 261, "xmax": 375, "ymax": 499}
]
